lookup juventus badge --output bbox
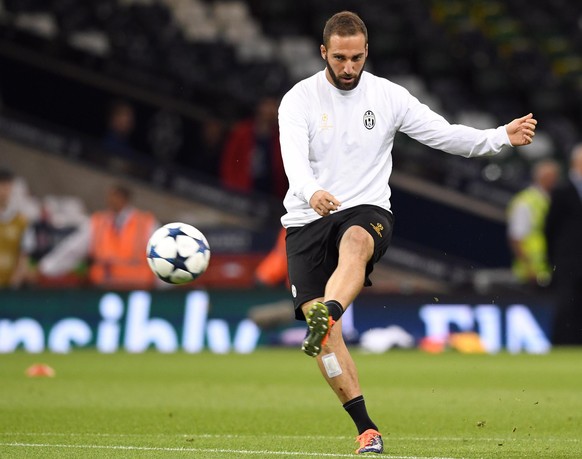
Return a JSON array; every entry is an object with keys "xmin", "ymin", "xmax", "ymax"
[{"xmin": 363, "ymin": 110, "xmax": 375, "ymax": 130}]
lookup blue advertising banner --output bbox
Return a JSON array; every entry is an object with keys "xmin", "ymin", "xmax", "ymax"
[
  {"xmin": 351, "ymin": 294, "xmax": 554, "ymax": 354},
  {"xmin": 0, "ymin": 289, "xmax": 554, "ymax": 354}
]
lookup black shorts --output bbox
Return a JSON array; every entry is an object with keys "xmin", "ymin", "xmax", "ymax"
[{"xmin": 286, "ymin": 204, "xmax": 394, "ymax": 320}]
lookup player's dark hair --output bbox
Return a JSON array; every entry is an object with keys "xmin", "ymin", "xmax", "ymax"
[{"xmin": 323, "ymin": 11, "xmax": 368, "ymax": 48}]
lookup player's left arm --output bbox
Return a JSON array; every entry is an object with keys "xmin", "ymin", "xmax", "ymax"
[
  {"xmin": 505, "ymin": 113, "xmax": 537, "ymax": 146},
  {"xmin": 394, "ymin": 85, "xmax": 536, "ymax": 157}
]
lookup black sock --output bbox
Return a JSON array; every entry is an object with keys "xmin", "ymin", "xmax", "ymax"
[
  {"xmin": 343, "ymin": 395, "xmax": 378, "ymax": 434},
  {"xmin": 325, "ymin": 300, "xmax": 344, "ymax": 322}
]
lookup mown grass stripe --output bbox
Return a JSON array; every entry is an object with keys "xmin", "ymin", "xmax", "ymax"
[{"xmin": 0, "ymin": 442, "xmax": 463, "ymax": 459}]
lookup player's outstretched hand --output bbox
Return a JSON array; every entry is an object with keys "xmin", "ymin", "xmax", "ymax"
[
  {"xmin": 506, "ymin": 113, "xmax": 537, "ymax": 146},
  {"xmin": 310, "ymin": 190, "xmax": 341, "ymax": 217}
]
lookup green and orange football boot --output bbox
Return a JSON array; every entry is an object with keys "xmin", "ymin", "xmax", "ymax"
[{"xmin": 302, "ymin": 302, "xmax": 335, "ymax": 357}]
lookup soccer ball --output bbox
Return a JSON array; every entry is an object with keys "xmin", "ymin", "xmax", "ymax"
[{"xmin": 146, "ymin": 222, "xmax": 211, "ymax": 284}]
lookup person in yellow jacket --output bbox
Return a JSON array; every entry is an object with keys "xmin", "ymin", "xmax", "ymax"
[
  {"xmin": 0, "ymin": 169, "xmax": 29, "ymax": 288},
  {"xmin": 507, "ymin": 159, "xmax": 559, "ymax": 286},
  {"xmin": 35, "ymin": 184, "xmax": 159, "ymax": 290}
]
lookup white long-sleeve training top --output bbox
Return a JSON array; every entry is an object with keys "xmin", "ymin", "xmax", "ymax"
[{"xmin": 278, "ymin": 70, "xmax": 512, "ymax": 227}]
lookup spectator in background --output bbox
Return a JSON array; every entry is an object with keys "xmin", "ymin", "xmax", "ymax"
[
  {"xmin": 220, "ymin": 96, "xmax": 288, "ymax": 198},
  {"xmin": 179, "ymin": 116, "xmax": 226, "ymax": 178},
  {"xmin": 545, "ymin": 145, "xmax": 582, "ymax": 345},
  {"xmin": 255, "ymin": 227, "xmax": 288, "ymax": 287},
  {"xmin": 506, "ymin": 159, "xmax": 559, "ymax": 287},
  {"xmin": 21, "ymin": 195, "xmax": 89, "ymax": 286},
  {"xmin": 0, "ymin": 169, "xmax": 28, "ymax": 288},
  {"xmin": 32, "ymin": 184, "xmax": 158, "ymax": 290},
  {"xmin": 102, "ymin": 100, "xmax": 138, "ymax": 159}
]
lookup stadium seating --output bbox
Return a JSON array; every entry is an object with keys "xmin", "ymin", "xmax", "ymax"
[
  {"xmin": 1, "ymin": 0, "xmax": 581, "ymax": 292},
  {"xmin": 2, "ymin": 0, "xmax": 579, "ymax": 194}
]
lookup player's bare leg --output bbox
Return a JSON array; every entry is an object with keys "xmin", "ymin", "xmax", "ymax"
[
  {"xmin": 300, "ymin": 226, "xmax": 382, "ymax": 453},
  {"xmin": 325, "ymin": 226, "xmax": 373, "ymax": 308},
  {"xmin": 316, "ymin": 317, "xmax": 362, "ymax": 402},
  {"xmin": 301, "ymin": 226, "xmax": 372, "ymax": 356}
]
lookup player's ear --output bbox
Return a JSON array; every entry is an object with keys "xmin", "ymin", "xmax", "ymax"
[
  {"xmin": 365, "ymin": 43, "xmax": 368, "ymax": 58},
  {"xmin": 320, "ymin": 44, "xmax": 326, "ymax": 60}
]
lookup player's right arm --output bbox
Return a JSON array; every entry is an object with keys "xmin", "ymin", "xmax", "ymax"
[
  {"xmin": 278, "ymin": 88, "xmax": 325, "ymax": 208},
  {"xmin": 309, "ymin": 190, "xmax": 340, "ymax": 217}
]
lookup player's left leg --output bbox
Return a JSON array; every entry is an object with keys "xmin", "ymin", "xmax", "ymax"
[{"xmin": 302, "ymin": 226, "xmax": 372, "ymax": 356}]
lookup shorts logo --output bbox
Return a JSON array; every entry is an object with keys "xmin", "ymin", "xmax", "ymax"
[
  {"xmin": 363, "ymin": 110, "xmax": 375, "ymax": 130},
  {"xmin": 370, "ymin": 222, "xmax": 384, "ymax": 237},
  {"xmin": 291, "ymin": 284, "xmax": 297, "ymax": 298}
]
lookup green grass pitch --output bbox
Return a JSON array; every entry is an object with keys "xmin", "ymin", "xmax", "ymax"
[{"xmin": 0, "ymin": 348, "xmax": 580, "ymax": 458}]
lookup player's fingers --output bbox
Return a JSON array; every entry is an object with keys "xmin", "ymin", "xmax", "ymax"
[
  {"xmin": 522, "ymin": 127, "xmax": 535, "ymax": 137},
  {"xmin": 325, "ymin": 195, "xmax": 341, "ymax": 210},
  {"xmin": 326, "ymin": 200, "xmax": 338, "ymax": 211},
  {"xmin": 524, "ymin": 120, "xmax": 537, "ymax": 130}
]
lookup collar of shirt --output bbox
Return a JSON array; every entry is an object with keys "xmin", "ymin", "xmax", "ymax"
[{"xmin": 323, "ymin": 70, "xmax": 365, "ymax": 98}]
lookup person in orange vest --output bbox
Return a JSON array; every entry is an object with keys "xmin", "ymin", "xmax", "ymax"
[
  {"xmin": 34, "ymin": 184, "xmax": 158, "ymax": 290},
  {"xmin": 255, "ymin": 227, "xmax": 288, "ymax": 287}
]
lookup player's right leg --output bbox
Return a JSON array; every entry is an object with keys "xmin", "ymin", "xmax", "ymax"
[
  {"xmin": 306, "ymin": 314, "xmax": 363, "ymax": 403},
  {"xmin": 307, "ymin": 313, "xmax": 383, "ymax": 454}
]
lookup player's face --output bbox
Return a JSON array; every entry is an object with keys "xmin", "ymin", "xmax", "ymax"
[{"xmin": 321, "ymin": 33, "xmax": 368, "ymax": 91}]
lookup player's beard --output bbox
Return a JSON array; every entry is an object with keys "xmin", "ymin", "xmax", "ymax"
[{"xmin": 325, "ymin": 58, "xmax": 365, "ymax": 91}]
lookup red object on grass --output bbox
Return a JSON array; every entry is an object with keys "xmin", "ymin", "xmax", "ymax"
[{"xmin": 25, "ymin": 364, "xmax": 56, "ymax": 377}]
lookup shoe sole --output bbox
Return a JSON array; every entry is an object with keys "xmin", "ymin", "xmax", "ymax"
[
  {"xmin": 357, "ymin": 438, "xmax": 383, "ymax": 454},
  {"xmin": 302, "ymin": 302, "xmax": 329, "ymax": 357},
  {"xmin": 357, "ymin": 444, "xmax": 383, "ymax": 454}
]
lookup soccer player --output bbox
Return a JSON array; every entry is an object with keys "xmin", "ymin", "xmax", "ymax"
[{"xmin": 278, "ymin": 11, "xmax": 537, "ymax": 454}]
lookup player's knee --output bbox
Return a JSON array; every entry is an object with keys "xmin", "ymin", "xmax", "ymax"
[{"xmin": 342, "ymin": 226, "xmax": 373, "ymax": 258}]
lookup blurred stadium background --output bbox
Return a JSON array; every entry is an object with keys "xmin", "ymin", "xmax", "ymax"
[{"xmin": 1, "ymin": 0, "xmax": 581, "ymax": 353}]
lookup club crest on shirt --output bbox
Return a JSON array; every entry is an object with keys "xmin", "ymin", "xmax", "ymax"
[
  {"xmin": 320, "ymin": 113, "xmax": 333, "ymax": 130},
  {"xmin": 363, "ymin": 110, "xmax": 375, "ymax": 130}
]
